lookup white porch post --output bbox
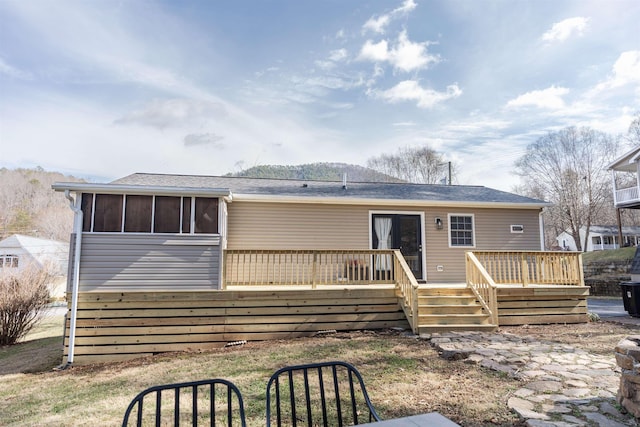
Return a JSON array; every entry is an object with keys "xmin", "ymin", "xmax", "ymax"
[
  {"xmin": 611, "ymin": 170, "xmax": 618, "ymax": 206},
  {"xmin": 538, "ymin": 211, "xmax": 545, "ymax": 251}
]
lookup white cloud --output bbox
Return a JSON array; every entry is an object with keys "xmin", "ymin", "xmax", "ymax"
[
  {"xmin": 363, "ymin": 15, "xmax": 391, "ymax": 34},
  {"xmin": 329, "ymin": 49, "xmax": 348, "ymax": 62},
  {"xmin": 375, "ymin": 80, "xmax": 462, "ymax": 108},
  {"xmin": 359, "ymin": 40, "xmax": 389, "ymax": 62},
  {"xmin": 115, "ymin": 98, "xmax": 228, "ymax": 130},
  {"xmin": 362, "ymin": 0, "xmax": 417, "ymax": 34},
  {"xmin": 542, "ymin": 17, "xmax": 590, "ymax": 43},
  {"xmin": 358, "ymin": 31, "xmax": 439, "ymax": 73},
  {"xmin": 183, "ymin": 133, "xmax": 225, "ymax": 148},
  {"xmin": 0, "ymin": 57, "xmax": 32, "ymax": 80},
  {"xmin": 595, "ymin": 50, "xmax": 640, "ymax": 91},
  {"xmin": 506, "ymin": 86, "xmax": 570, "ymax": 110},
  {"xmin": 316, "ymin": 49, "xmax": 349, "ymax": 70},
  {"xmin": 581, "ymin": 51, "xmax": 640, "ymax": 109},
  {"xmin": 395, "ymin": 0, "xmax": 418, "ymax": 14}
]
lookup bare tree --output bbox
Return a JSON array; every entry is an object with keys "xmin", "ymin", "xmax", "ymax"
[
  {"xmin": 515, "ymin": 126, "xmax": 620, "ymax": 252},
  {"xmin": 0, "ymin": 168, "xmax": 82, "ymax": 241},
  {"xmin": 366, "ymin": 146, "xmax": 454, "ymax": 184},
  {"xmin": 628, "ymin": 113, "xmax": 640, "ymax": 145},
  {"xmin": 0, "ymin": 264, "xmax": 52, "ymax": 345}
]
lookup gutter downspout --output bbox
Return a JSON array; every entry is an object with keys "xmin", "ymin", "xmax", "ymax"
[{"xmin": 62, "ymin": 190, "xmax": 83, "ymax": 368}]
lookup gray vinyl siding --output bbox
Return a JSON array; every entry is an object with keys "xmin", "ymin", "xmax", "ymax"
[
  {"xmin": 77, "ymin": 234, "xmax": 221, "ymax": 292},
  {"xmin": 228, "ymin": 201, "xmax": 542, "ymax": 283}
]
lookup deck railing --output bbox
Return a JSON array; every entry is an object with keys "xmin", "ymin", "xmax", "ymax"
[
  {"xmin": 223, "ymin": 249, "xmax": 420, "ymax": 331},
  {"xmin": 472, "ymin": 251, "xmax": 584, "ymax": 286},
  {"xmin": 465, "ymin": 252, "xmax": 498, "ymax": 325},
  {"xmin": 392, "ymin": 250, "xmax": 420, "ymax": 333},
  {"xmin": 616, "ymin": 186, "xmax": 640, "ymax": 205},
  {"xmin": 223, "ymin": 249, "xmax": 396, "ymax": 288}
]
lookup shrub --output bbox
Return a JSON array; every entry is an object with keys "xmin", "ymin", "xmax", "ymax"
[{"xmin": 0, "ymin": 265, "xmax": 51, "ymax": 345}]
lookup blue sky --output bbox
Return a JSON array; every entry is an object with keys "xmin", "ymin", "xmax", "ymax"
[{"xmin": 0, "ymin": 0, "xmax": 638, "ymax": 191}]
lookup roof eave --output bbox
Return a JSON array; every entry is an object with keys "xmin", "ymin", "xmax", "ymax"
[
  {"xmin": 231, "ymin": 193, "xmax": 551, "ymax": 209},
  {"xmin": 608, "ymin": 146, "xmax": 640, "ymax": 170},
  {"xmin": 52, "ymin": 182, "xmax": 232, "ymax": 198}
]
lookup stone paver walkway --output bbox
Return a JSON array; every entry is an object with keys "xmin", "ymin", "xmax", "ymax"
[{"xmin": 424, "ymin": 331, "xmax": 637, "ymax": 427}]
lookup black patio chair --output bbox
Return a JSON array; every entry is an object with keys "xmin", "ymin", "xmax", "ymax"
[
  {"xmin": 122, "ymin": 378, "xmax": 247, "ymax": 427},
  {"xmin": 266, "ymin": 361, "xmax": 381, "ymax": 426}
]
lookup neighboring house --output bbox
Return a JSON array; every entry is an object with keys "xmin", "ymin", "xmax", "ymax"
[
  {"xmin": 52, "ymin": 173, "xmax": 588, "ymax": 365},
  {"xmin": 556, "ymin": 225, "xmax": 640, "ymax": 252},
  {"xmin": 0, "ymin": 234, "xmax": 69, "ymax": 298},
  {"xmin": 609, "ymin": 145, "xmax": 640, "ymax": 209}
]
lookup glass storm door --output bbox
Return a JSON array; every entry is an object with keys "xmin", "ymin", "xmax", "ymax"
[{"xmin": 372, "ymin": 214, "xmax": 423, "ymax": 280}]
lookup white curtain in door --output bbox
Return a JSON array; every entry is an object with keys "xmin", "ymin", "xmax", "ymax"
[{"xmin": 374, "ymin": 217, "xmax": 392, "ymax": 271}]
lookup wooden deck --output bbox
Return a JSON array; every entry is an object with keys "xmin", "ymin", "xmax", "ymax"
[
  {"xmin": 63, "ymin": 250, "xmax": 588, "ymax": 364},
  {"xmin": 64, "ymin": 287, "xmax": 408, "ymax": 364}
]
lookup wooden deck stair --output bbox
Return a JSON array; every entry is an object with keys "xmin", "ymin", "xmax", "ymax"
[{"xmin": 416, "ymin": 287, "xmax": 498, "ymax": 334}]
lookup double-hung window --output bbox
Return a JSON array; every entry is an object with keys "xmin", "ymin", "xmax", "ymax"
[
  {"xmin": 449, "ymin": 214, "xmax": 475, "ymax": 247},
  {"xmin": 1, "ymin": 254, "xmax": 19, "ymax": 268}
]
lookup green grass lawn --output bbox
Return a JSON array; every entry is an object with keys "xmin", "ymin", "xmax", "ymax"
[
  {"xmin": 582, "ymin": 246, "xmax": 636, "ymax": 263},
  {"xmin": 1, "ymin": 314, "xmax": 525, "ymax": 427}
]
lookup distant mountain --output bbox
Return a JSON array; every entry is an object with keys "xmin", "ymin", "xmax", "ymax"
[
  {"xmin": 0, "ymin": 168, "xmax": 84, "ymax": 242},
  {"xmin": 225, "ymin": 163, "xmax": 405, "ymax": 183}
]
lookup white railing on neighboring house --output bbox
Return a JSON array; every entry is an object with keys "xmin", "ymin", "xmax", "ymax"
[
  {"xmin": 591, "ymin": 243, "xmax": 619, "ymax": 251},
  {"xmin": 616, "ymin": 186, "xmax": 640, "ymax": 205}
]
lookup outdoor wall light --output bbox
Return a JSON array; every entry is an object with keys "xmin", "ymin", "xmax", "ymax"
[{"xmin": 435, "ymin": 217, "xmax": 443, "ymax": 230}]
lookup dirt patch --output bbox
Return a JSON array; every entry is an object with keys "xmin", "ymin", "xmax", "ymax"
[{"xmin": 501, "ymin": 321, "xmax": 638, "ymax": 355}]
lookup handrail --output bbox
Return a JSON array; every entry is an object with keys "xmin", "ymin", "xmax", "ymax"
[
  {"xmin": 465, "ymin": 252, "xmax": 498, "ymax": 326},
  {"xmin": 392, "ymin": 250, "xmax": 420, "ymax": 334},
  {"xmin": 471, "ymin": 251, "xmax": 584, "ymax": 286},
  {"xmin": 223, "ymin": 249, "xmax": 396, "ymax": 287}
]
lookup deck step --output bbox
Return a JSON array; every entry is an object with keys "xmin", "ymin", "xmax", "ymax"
[
  {"xmin": 419, "ymin": 295, "xmax": 478, "ymax": 306},
  {"xmin": 411, "ymin": 285, "xmax": 497, "ymax": 332},
  {"xmin": 417, "ymin": 287, "xmax": 474, "ymax": 297},
  {"xmin": 419, "ymin": 304, "xmax": 484, "ymax": 315},
  {"xmin": 418, "ymin": 324, "xmax": 497, "ymax": 334},
  {"xmin": 418, "ymin": 313, "xmax": 491, "ymax": 326}
]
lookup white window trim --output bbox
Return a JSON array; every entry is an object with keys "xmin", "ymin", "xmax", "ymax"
[{"xmin": 448, "ymin": 213, "xmax": 476, "ymax": 248}]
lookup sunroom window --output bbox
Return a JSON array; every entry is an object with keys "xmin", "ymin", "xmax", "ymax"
[
  {"xmin": 81, "ymin": 193, "xmax": 218, "ymax": 234},
  {"xmin": 124, "ymin": 195, "xmax": 152, "ymax": 232}
]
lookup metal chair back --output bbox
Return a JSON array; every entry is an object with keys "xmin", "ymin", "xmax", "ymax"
[
  {"xmin": 266, "ymin": 361, "xmax": 381, "ymax": 426},
  {"xmin": 122, "ymin": 378, "xmax": 247, "ymax": 427}
]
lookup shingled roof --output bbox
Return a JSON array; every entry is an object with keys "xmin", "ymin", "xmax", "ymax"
[{"xmin": 110, "ymin": 173, "xmax": 548, "ymax": 207}]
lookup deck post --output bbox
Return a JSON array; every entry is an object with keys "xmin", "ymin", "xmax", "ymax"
[
  {"xmin": 577, "ymin": 253, "xmax": 585, "ymax": 286},
  {"xmin": 221, "ymin": 250, "xmax": 227, "ymax": 290},
  {"xmin": 312, "ymin": 251, "xmax": 317, "ymax": 289},
  {"xmin": 520, "ymin": 253, "xmax": 529, "ymax": 287}
]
